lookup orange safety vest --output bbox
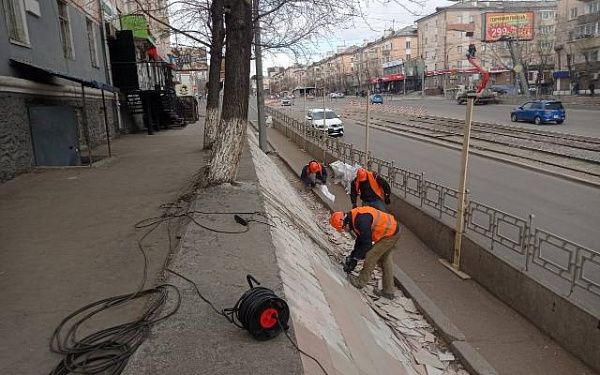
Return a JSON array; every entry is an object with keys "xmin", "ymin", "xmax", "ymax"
[
  {"xmin": 350, "ymin": 206, "xmax": 398, "ymax": 243},
  {"xmin": 355, "ymin": 171, "xmax": 384, "ymax": 201}
]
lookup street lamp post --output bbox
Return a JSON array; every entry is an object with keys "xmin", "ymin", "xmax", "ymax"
[{"xmin": 253, "ymin": 0, "xmax": 267, "ymax": 152}]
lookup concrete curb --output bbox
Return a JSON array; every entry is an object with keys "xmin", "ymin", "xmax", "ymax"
[
  {"xmin": 392, "ymin": 265, "xmax": 465, "ymax": 342},
  {"xmin": 393, "ymin": 265, "xmax": 499, "ymax": 375},
  {"xmin": 451, "ymin": 342, "xmax": 499, "ymax": 375},
  {"xmin": 349, "ymin": 119, "xmax": 600, "ymax": 189},
  {"xmin": 269, "ymin": 129, "xmax": 500, "ymax": 375}
]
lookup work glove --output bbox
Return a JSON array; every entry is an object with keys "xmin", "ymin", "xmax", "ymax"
[
  {"xmin": 311, "ymin": 182, "xmax": 317, "ymax": 188},
  {"xmin": 385, "ymin": 197, "xmax": 391, "ymax": 205},
  {"xmin": 343, "ymin": 256, "xmax": 358, "ymax": 273}
]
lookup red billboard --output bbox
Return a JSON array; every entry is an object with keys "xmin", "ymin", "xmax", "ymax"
[{"xmin": 482, "ymin": 12, "xmax": 535, "ymax": 42}]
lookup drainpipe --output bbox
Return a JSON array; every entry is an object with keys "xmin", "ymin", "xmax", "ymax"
[{"xmin": 98, "ymin": 0, "xmax": 123, "ymax": 131}]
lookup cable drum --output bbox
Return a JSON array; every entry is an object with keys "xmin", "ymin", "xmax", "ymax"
[{"xmin": 225, "ymin": 275, "xmax": 290, "ymax": 341}]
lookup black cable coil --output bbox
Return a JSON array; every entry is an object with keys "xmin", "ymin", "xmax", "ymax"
[{"xmin": 224, "ymin": 275, "xmax": 289, "ymax": 341}]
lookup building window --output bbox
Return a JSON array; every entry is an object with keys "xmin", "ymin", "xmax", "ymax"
[
  {"xmin": 406, "ymin": 41, "xmax": 411, "ymax": 49},
  {"xmin": 457, "ymin": 45, "xmax": 463, "ymax": 53},
  {"xmin": 2, "ymin": 0, "xmax": 30, "ymax": 45},
  {"xmin": 590, "ymin": 50, "xmax": 599, "ymax": 61},
  {"xmin": 406, "ymin": 54, "xmax": 411, "ymax": 60},
  {"xmin": 469, "ymin": 15, "xmax": 474, "ymax": 23},
  {"xmin": 457, "ymin": 60, "xmax": 463, "ymax": 68},
  {"xmin": 587, "ymin": 1, "xmax": 599, "ymax": 14},
  {"xmin": 457, "ymin": 15, "xmax": 463, "ymax": 23},
  {"xmin": 57, "ymin": 0, "xmax": 74, "ymax": 59},
  {"xmin": 570, "ymin": 7, "xmax": 578, "ymax": 19},
  {"xmin": 86, "ymin": 19, "xmax": 99, "ymax": 67}
]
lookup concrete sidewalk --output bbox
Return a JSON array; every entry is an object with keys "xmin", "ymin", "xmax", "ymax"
[
  {"xmin": 0, "ymin": 120, "xmax": 208, "ymax": 373},
  {"xmin": 123, "ymin": 141, "xmax": 304, "ymax": 375},
  {"xmin": 263, "ymin": 124, "xmax": 596, "ymax": 375}
]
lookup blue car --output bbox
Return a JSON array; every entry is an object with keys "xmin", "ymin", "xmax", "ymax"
[
  {"xmin": 510, "ymin": 100, "xmax": 566, "ymax": 125},
  {"xmin": 370, "ymin": 94, "xmax": 384, "ymax": 104}
]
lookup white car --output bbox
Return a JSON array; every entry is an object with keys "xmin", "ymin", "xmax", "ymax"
[
  {"xmin": 330, "ymin": 92, "xmax": 345, "ymax": 99},
  {"xmin": 280, "ymin": 97, "xmax": 292, "ymax": 106},
  {"xmin": 306, "ymin": 108, "xmax": 344, "ymax": 137}
]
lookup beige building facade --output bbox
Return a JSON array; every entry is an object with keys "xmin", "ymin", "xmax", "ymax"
[{"xmin": 554, "ymin": 0, "xmax": 600, "ymax": 93}]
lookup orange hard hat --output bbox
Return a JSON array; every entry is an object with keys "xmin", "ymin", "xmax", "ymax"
[
  {"xmin": 356, "ymin": 168, "xmax": 367, "ymax": 182},
  {"xmin": 330, "ymin": 211, "xmax": 345, "ymax": 232},
  {"xmin": 308, "ymin": 161, "xmax": 320, "ymax": 173}
]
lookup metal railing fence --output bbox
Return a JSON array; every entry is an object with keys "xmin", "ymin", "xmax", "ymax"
[{"xmin": 265, "ymin": 106, "xmax": 600, "ymax": 305}]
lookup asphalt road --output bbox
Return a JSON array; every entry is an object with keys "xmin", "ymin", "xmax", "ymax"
[
  {"xmin": 275, "ymin": 99, "xmax": 600, "ymax": 253},
  {"xmin": 323, "ymin": 96, "xmax": 600, "ymax": 138}
]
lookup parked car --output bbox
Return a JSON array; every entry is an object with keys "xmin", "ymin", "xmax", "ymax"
[
  {"xmin": 330, "ymin": 92, "xmax": 345, "ymax": 99},
  {"xmin": 280, "ymin": 97, "xmax": 292, "ymax": 106},
  {"xmin": 489, "ymin": 84, "xmax": 518, "ymax": 95},
  {"xmin": 306, "ymin": 108, "xmax": 344, "ymax": 137},
  {"xmin": 370, "ymin": 94, "xmax": 384, "ymax": 104},
  {"xmin": 456, "ymin": 89, "xmax": 498, "ymax": 105},
  {"xmin": 510, "ymin": 100, "xmax": 565, "ymax": 125},
  {"xmin": 306, "ymin": 94, "xmax": 315, "ymax": 100}
]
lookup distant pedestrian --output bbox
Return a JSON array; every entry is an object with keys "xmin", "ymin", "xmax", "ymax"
[
  {"xmin": 351, "ymin": 168, "xmax": 391, "ymax": 212},
  {"xmin": 590, "ymin": 83, "xmax": 595, "ymax": 97},
  {"xmin": 330, "ymin": 207, "xmax": 401, "ymax": 299}
]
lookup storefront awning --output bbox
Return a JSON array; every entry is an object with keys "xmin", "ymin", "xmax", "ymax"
[
  {"xmin": 9, "ymin": 58, "xmax": 118, "ymax": 92},
  {"xmin": 369, "ymin": 73, "xmax": 406, "ymax": 84}
]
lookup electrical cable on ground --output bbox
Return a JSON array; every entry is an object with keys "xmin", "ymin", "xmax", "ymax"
[
  {"xmin": 49, "ymin": 189, "xmax": 275, "ymax": 374},
  {"xmin": 167, "ymin": 269, "xmax": 330, "ymax": 375},
  {"xmin": 49, "ymin": 183, "xmax": 328, "ymax": 374}
]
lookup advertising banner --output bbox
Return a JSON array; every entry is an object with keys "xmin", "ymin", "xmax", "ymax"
[{"xmin": 482, "ymin": 12, "xmax": 534, "ymax": 42}]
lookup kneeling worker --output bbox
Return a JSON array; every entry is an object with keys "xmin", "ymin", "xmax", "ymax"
[
  {"xmin": 330, "ymin": 207, "xmax": 400, "ymax": 299},
  {"xmin": 300, "ymin": 160, "xmax": 327, "ymax": 187},
  {"xmin": 351, "ymin": 168, "xmax": 391, "ymax": 211}
]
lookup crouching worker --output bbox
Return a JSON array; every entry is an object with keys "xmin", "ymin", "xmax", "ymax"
[
  {"xmin": 300, "ymin": 160, "xmax": 327, "ymax": 188},
  {"xmin": 330, "ymin": 207, "xmax": 400, "ymax": 299},
  {"xmin": 351, "ymin": 168, "xmax": 391, "ymax": 212}
]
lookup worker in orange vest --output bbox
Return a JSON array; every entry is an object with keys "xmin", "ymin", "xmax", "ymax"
[
  {"xmin": 351, "ymin": 168, "xmax": 391, "ymax": 212},
  {"xmin": 330, "ymin": 206, "xmax": 401, "ymax": 299},
  {"xmin": 300, "ymin": 160, "xmax": 327, "ymax": 187}
]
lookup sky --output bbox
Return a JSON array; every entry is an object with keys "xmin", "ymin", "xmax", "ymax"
[{"xmin": 263, "ymin": 0, "xmax": 453, "ymax": 69}]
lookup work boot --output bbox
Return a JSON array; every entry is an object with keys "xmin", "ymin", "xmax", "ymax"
[
  {"xmin": 348, "ymin": 275, "xmax": 363, "ymax": 289},
  {"xmin": 373, "ymin": 288, "xmax": 395, "ymax": 300}
]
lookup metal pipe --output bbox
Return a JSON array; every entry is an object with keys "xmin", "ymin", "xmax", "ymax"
[
  {"xmin": 101, "ymin": 89, "xmax": 112, "ymax": 157},
  {"xmin": 97, "ymin": 0, "xmax": 123, "ymax": 131},
  {"xmin": 452, "ymin": 96, "xmax": 475, "ymax": 269},
  {"xmin": 81, "ymin": 83, "xmax": 93, "ymax": 167}
]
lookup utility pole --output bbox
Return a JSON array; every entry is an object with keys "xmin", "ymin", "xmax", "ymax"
[
  {"xmin": 253, "ymin": 0, "xmax": 267, "ymax": 151},
  {"xmin": 365, "ymin": 88, "xmax": 370, "ymax": 160}
]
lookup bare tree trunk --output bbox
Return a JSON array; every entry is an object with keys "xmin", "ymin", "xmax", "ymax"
[
  {"xmin": 207, "ymin": 0, "xmax": 252, "ymax": 184},
  {"xmin": 203, "ymin": 0, "xmax": 225, "ymax": 150}
]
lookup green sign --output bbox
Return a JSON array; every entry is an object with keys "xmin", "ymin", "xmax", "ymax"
[{"xmin": 120, "ymin": 15, "xmax": 155, "ymax": 44}]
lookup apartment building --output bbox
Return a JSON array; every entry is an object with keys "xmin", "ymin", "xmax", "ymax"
[
  {"xmin": 416, "ymin": 0, "xmax": 557, "ymax": 93},
  {"xmin": 554, "ymin": 0, "xmax": 600, "ymax": 93},
  {"xmin": 308, "ymin": 46, "xmax": 357, "ymax": 93},
  {"xmin": 351, "ymin": 25, "xmax": 418, "ymax": 93}
]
